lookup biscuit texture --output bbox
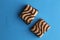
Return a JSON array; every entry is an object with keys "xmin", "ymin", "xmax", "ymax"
[
  {"xmin": 20, "ymin": 5, "xmax": 38, "ymax": 24},
  {"xmin": 30, "ymin": 19, "xmax": 50, "ymax": 37}
]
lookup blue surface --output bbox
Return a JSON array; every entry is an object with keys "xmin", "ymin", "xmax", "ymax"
[{"xmin": 0, "ymin": 0, "xmax": 60, "ymax": 40}]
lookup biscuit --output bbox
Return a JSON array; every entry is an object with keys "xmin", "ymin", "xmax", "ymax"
[
  {"xmin": 30, "ymin": 19, "xmax": 50, "ymax": 37},
  {"xmin": 20, "ymin": 4, "xmax": 38, "ymax": 24}
]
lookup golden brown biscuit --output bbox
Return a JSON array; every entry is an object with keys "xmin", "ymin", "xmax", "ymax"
[
  {"xmin": 20, "ymin": 4, "xmax": 38, "ymax": 24},
  {"xmin": 30, "ymin": 19, "xmax": 50, "ymax": 37}
]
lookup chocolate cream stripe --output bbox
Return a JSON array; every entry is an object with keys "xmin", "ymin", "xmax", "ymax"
[
  {"xmin": 34, "ymin": 23, "xmax": 39, "ymax": 33},
  {"xmin": 24, "ymin": 5, "xmax": 30, "ymax": 11},
  {"xmin": 27, "ymin": 17, "xmax": 34, "ymax": 23},
  {"xmin": 24, "ymin": 5, "xmax": 32, "ymax": 13},
  {"xmin": 22, "ymin": 13, "xmax": 30, "ymax": 19},
  {"xmin": 37, "ymin": 22, "xmax": 43, "ymax": 37}
]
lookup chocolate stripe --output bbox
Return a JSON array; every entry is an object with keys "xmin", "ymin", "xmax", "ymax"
[
  {"xmin": 32, "ymin": 8, "xmax": 35, "ymax": 13},
  {"xmin": 29, "ymin": 6, "xmax": 33, "ymax": 13},
  {"xmin": 42, "ymin": 22, "xmax": 46, "ymax": 33},
  {"xmin": 27, "ymin": 17, "xmax": 34, "ymax": 23},
  {"xmin": 31, "ymin": 9, "xmax": 36, "ymax": 15},
  {"xmin": 24, "ymin": 16, "xmax": 31, "ymax": 21},
  {"xmin": 32, "ymin": 25, "xmax": 37, "ymax": 32},
  {"xmin": 24, "ymin": 15, "xmax": 31, "ymax": 19},
  {"xmin": 41, "ymin": 21, "xmax": 45, "ymax": 33},
  {"xmin": 36, "ymin": 22, "xmax": 42, "ymax": 37},
  {"xmin": 22, "ymin": 13, "xmax": 30, "ymax": 19},
  {"xmin": 40, "ymin": 21, "xmax": 45, "ymax": 27},
  {"xmin": 24, "ymin": 5, "xmax": 30, "ymax": 11},
  {"xmin": 36, "ymin": 22, "xmax": 40, "ymax": 34},
  {"xmin": 37, "ymin": 29, "xmax": 42, "ymax": 37},
  {"xmin": 29, "ymin": 19, "xmax": 32, "ymax": 24},
  {"xmin": 26, "ymin": 16, "xmax": 34, "ymax": 23},
  {"xmin": 46, "ymin": 26, "xmax": 49, "ymax": 31},
  {"xmin": 24, "ymin": 6, "xmax": 32, "ymax": 13},
  {"xmin": 31, "ymin": 26, "xmax": 36, "ymax": 32},
  {"xmin": 34, "ymin": 23, "xmax": 39, "ymax": 33},
  {"xmin": 26, "ymin": 5, "xmax": 31, "ymax": 11},
  {"xmin": 43, "ymin": 23, "xmax": 47, "ymax": 32}
]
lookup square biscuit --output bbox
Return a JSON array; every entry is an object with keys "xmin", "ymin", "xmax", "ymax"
[
  {"xmin": 30, "ymin": 19, "xmax": 50, "ymax": 37},
  {"xmin": 20, "ymin": 4, "xmax": 38, "ymax": 24}
]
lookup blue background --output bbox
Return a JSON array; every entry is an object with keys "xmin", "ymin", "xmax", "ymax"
[{"xmin": 0, "ymin": 0, "xmax": 60, "ymax": 40}]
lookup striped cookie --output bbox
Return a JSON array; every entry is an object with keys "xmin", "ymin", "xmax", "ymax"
[
  {"xmin": 30, "ymin": 19, "xmax": 50, "ymax": 37},
  {"xmin": 20, "ymin": 4, "xmax": 38, "ymax": 24}
]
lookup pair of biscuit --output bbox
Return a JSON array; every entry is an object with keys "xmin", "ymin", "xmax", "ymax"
[{"xmin": 20, "ymin": 4, "xmax": 50, "ymax": 38}]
